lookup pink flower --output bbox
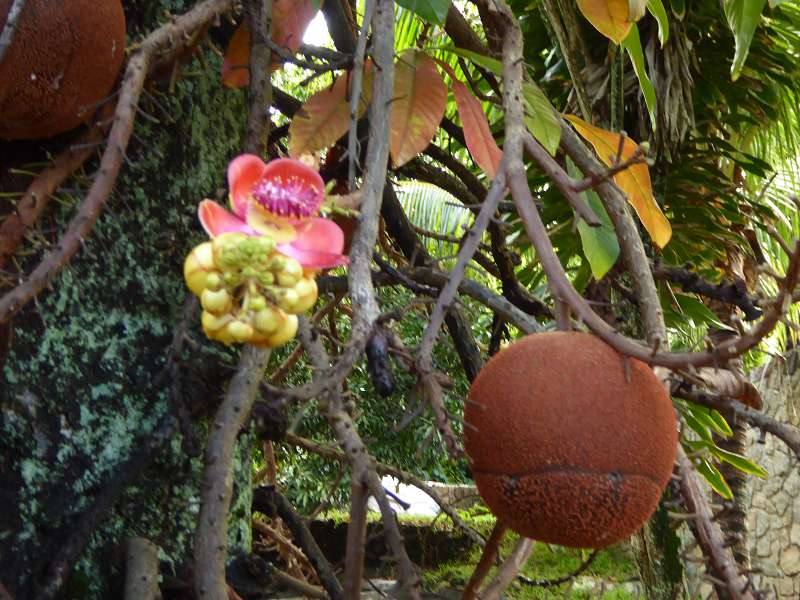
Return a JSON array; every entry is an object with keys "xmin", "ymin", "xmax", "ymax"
[{"xmin": 198, "ymin": 155, "xmax": 348, "ymax": 269}]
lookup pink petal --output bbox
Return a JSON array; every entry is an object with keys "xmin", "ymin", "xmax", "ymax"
[
  {"xmin": 199, "ymin": 200, "xmax": 253, "ymax": 237},
  {"xmin": 227, "ymin": 154, "xmax": 268, "ymax": 217},
  {"xmin": 277, "ymin": 217, "xmax": 349, "ymax": 268}
]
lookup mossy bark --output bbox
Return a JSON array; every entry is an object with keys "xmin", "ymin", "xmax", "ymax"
[{"xmin": 0, "ymin": 3, "xmax": 256, "ymax": 597}]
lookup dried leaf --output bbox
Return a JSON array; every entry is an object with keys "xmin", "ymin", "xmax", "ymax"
[
  {"xmin": 565, "ymin": 114, "xmax": 671, "ymax": 248},
  {"xmin": 288, "ymin": 68, "xmax": 372, "ymax": 157},
  {"xmin": 221, "ymin": 1, "xmax": 321, "ymax": 88},
  {"xmin": 390, "ymin": 50, "xmax": 447, "ymax": 168},
  {"xmin": 221, "ymin": 24, "xmax": 250, "ymax": 88}
]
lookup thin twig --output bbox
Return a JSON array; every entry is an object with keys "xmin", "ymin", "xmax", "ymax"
[
  {"xmin": 0, "ymin": 0, "xmax": 26, "ymax": 65},
  {"xmin": 676, "ymin": 447, "xmax": 754, "ymax": 600},
  {"xmin": 347, "ymin": 0, "xmax": 375, "ymax": 191},
  {"xmin": 252, "ymin": 486, "xmax": 344, "ymax": 600},
  {"xmin": 297, "ymin": 319, "xmax": 421, "ymax": 599},
  {"xmin": 462, "ymin": 522, "xmax": 507, "ymax": 600}
]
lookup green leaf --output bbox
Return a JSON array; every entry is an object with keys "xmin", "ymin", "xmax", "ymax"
[
  {"xmin": 709, "ymin": 446, "xmax": 769, "ymax": 479},
  {"xmin": 724, "ymin": 0, "xmax": 768, "ymax": 81},
  {"xmin": 434, "ymin": 46, "xmax": 504, "ymax": 75},
  {"xmin": 683, "ymin": 411, "xmax": 714, "ymax": 441},
  {"xmin": 568, "ymin": 160, "xmax": 620, "ymax": 280},
  {"xmin": 621, "ymin": 25, "xmax": 656, "ymax": 129},
  {"xmin": 522, "ymin": 82, "xmax": 561, "ymax": 156},
  {"xmin": 695, "ymin": 459, "xmax": 733, "ymax": 499},
  {"xmin": 690, "ymin": 404, "xmax": 733, "ymax": 438},
  {"xmin": 647, "ymin": 0, "xmax": 670, "ymax": 46},
  {"xmin": 396, "ymin": 0, "xmax": 451, "ymax": 25},
  {"xmin": 670, "ymin": 293, "xmax": 733, "ymax": 331}
]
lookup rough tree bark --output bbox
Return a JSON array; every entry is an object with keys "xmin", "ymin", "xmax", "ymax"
[{"xmin": 0, "ymin": 2, "xmax": 255, "ymax": 597}]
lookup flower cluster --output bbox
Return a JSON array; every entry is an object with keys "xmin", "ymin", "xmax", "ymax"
[{"xmin": 184, "ymin": 155, "xmax": 348, "ymax": 347}]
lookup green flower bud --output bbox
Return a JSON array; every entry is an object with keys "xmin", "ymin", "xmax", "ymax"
[
  {"xmin": 269, "ymin": 256, "xmax": 286, "ymax": 272},
  {"xmin": 249, "ymin": 295, "xmax": 267, "ymax": 312},
  {"xmin": 206, "ymin": 273, "xmax": 223, "ymax": 290},
  {"xmin": 277, "ymin": 271, "xmax": 300, "ymax": 287},
  {"xmin": 242, "ymin": 266, "xmax": 256, "ymax": 278},
  {"xmin": 258, "ymin": 272, "xmax": 275, "ymax": 286}
]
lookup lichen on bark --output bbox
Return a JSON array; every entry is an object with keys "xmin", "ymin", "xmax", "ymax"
[{"xmin": 0, "ymin": 17, "xmax": 256, "ymax": 596}]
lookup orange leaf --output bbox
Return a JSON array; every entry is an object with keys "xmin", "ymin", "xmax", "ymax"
[
  {"xmin": 389, "ymin": 51, "xmax": 448, "ymax": 168},
  {"xmin": 273, "ymin": 0, "xmax": 319, "ymax": 56},
  {"xmin": 565, "ymin": 114, "xmax": 671, "ymax": 248},
  {"xmin": 288, "ymin": 67, "xmax": 372, "ymax": 157},
  {"xmin": 576, "ymin": 0, "xmax": 634, "ymax": 44},
  {"xmin": 434, "ymin": 59, "xmax": 502, "ymax": 178},
  {"xmin": 222, "ymin": 24, "xmax": 250, "ymax": 88},
  {"xmin": 452, "ymin": 79, "xmax": 502, "ymax": 178},
  {"xmin": 221, "ymin": 1, "xmax": 321, "ymax": 88}
]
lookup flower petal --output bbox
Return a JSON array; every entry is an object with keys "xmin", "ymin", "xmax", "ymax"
[
  {"xmin": 199, "ymin": 200, "xmax": 252, "ymax": 237},
  {"xmin": 277, "ymin": 217, "xmax": 349, "ymax": 268},
  {"xmin": 245, "ymin": 203, "xmax": 298, "ymax": 243},
  {"xmin": 227, "ymin": 154, "xmax": 268, "ymax": 217}
]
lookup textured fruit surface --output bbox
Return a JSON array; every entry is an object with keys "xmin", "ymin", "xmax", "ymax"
[
  {"xmin": 0, "ymin": 0, "xmax": 126, "ymax": 139},
  {"xmin": 464, "ymin": 331, "xmax": 677, "ymax": 548}
]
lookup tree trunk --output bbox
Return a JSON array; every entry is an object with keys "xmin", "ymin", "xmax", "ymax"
[{"xmin": 0, "ymin": 3, "xmax": 254, "ymax": 597}]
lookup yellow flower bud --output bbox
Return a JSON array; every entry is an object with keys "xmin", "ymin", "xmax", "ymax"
[
  {"xmin": 267, "ymin": 314, "xmax": 298, "ymax": 347},
  {"xmin": 279, "ymin": 289, "xmax": 299, "ymax": 311},
  {"xmin": 227, "ymin": 320, "xmax": 254, "ymax": 342},
  {"xmin": 201, "ymin": 311, "xmax": 233, "ymax": 335},
  {"xmin": 253, "ymin": 307, "xmax": 280, "ymax": 334},
  {"xmin": 201, "ymin": 288, "xmax": 232, "ymax": 313},
  {"xmin": 184, "ymin": 242, "xmax": 216, "ymax": 295},
  {"xmin": 291, "ymin": 278, "xmax": 318, "ymax": 314}
]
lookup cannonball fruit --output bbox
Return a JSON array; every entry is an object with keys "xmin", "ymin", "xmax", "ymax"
[
  {"xmin": 464, "ymin": 332, "xmax": 677, "ymax": 548},
  {"xmin": 0, "ymin": 0, "xmax": 126, "ymax": 140}
]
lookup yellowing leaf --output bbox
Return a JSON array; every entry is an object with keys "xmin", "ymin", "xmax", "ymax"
[
  {"xmin": 390, "ymin": 51, "xmax": 447, "ymax": 168},
  {"xmin": 565, "ymin": 114, "xmax": 671, "ymax": 248},
  {"xmin": 577, "ymin": 0, "xmax": 635, "ymax": 44},
  {"xmin": 288, "ymin": 68, "xmax": 372, "ymax": 157}
]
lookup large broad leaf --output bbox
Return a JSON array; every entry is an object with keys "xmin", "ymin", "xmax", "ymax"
[
  {"xmin": 221, "ymin": 0, "xmax": 321, "ymax": 88},
  {"xmin": 288, "ymin": 69, "xmax": 371, "ymax": 157},
  {"xmin": 565, "ymin": 114, "xmax": 672, "ymax": 248},
  {"xmin": 522, "ymin": 82, "xmax": 561, "ymax": 156},
  {"xmin": 390, "ymin": 51, "xmax": 448, "ymax": 168},
  {"xmin": 396, "ymin": 0, "xmax": 451, "ymax": 25},
  {"xmin": 577, "ymin": 0, "xmax": 636, "ymax": 43},
  {"xmin": 621, "ymin": 26, "xmax": 656, "ymax": 129},
  {"xmin": 724, "ymin": 0, "xmax": 768, "ymax": 81},
  {"xmin": 221, "ymin": 24, "xmax": 251, "ymax": 88},
  {"xmin": 436, "ymin": 48, "xmax": 561, "ymax": 154}
]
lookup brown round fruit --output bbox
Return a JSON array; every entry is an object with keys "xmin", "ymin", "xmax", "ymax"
[
  {"xmin": 464, "ymin": 331, "xmax": 677, "ymax": 548},
  {"xmin": 0, "ymin": 0, "xmax": 126, "ymax": 140}
]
